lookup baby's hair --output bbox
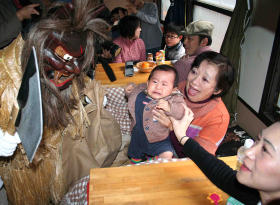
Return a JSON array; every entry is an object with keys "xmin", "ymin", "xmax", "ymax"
[{"xmin": 148, "ymin": 64, "xmax": 179, "ymax": 87}]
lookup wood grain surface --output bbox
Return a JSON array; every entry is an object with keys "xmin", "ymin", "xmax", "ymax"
[
  {"xmin": 94, "ymin": 62, "xmax": 149, "ymax": 87},
  {"xmin": 89, "ymin": 156, "xmax": 237, "ymax": 205},
  {"xmin": 94, "ymin": 62, "xmax": 171, "ymax": 87}
]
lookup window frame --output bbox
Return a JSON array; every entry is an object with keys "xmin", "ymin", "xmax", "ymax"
[
  {"xmin": 194, "ymin": 1, "xmax": 233, "ymax": 17},
  {"xmin": 259, "ymin": 15, "xmax": 280, "ymax": 125}
]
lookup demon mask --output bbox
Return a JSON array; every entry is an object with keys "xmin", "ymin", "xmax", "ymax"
[{"xmin": 43, "ymin": 31, "xmax": 87, "ymax": 90}]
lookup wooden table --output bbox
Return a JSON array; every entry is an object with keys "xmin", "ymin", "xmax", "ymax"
[
  {"xmin": 89, "ymin": 156, "xmax": 237, "ymax": 205},
  {"xmin": 94, "ymin": 62, "xmax": 171, "ymax": 86},
  {"xmin": 94, "ymin": 63, "xmax": 149, "ymax": 87}
]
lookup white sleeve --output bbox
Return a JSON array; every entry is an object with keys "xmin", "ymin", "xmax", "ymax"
[{"xmin": 0, "ymin": 129, "xmax": 21, "ymax": 157}]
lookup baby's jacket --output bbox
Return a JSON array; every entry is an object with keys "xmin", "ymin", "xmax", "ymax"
[{"xmin": 126, "ymin": 83, "xmax": 186, "ymax": 143}]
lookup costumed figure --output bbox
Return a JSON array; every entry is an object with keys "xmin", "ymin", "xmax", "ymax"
[{"xmin": 0, "ymin": 0, "xmax": 125, "ymax": 204}]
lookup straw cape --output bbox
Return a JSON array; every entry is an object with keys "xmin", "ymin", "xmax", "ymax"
[
  {"xmin": 0, "ymin": 0, "xmax": 132, "ymax": 203},
  {"xmin": 0, "ymin": 34, "xmax": 126, "ymax": 204}
]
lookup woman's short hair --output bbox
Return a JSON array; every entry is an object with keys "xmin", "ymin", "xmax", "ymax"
[
  {"xmin": 119, "ymin": 15, "xmax": 140, "ymax": 39},
  {"xmin": 148, "ymin": 64, "xmax": 179, "ymax": 87},
  {"xmin": 191, "ymin": 51, "xmax": 235, "ymax": 97}
]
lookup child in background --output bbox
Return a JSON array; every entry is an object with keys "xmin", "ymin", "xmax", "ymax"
[
  {"xmin": 164, "ymin": 23, "xmax": 185, "ymax": 62},
  {"xmin": 125, "ymin": 65, "xmax": 186, "ymax": 163},
  {"xmin": 110, "ymin": 7, "xmax": 128, "ymax": 39},
  {"xmin": 110, "ymin": 7, "xmax": 128, "ymax": 25}
]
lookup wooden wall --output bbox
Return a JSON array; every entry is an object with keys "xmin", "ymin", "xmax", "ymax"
[{"xmin": 237, "ymin": 99, "xmax": 266, "ymax": 138}]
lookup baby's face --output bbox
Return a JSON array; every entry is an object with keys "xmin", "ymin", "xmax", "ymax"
[{"xmin": 147, "ymin": 70, "xmax": 175, "ymax": 99}]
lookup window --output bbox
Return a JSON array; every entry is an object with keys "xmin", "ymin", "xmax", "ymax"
[
  {"xmin": 193, "ymin": 0, "xmax": 236, "ymax": 52},
  {"xmin": 259, "ymin": 16, "xmax": 280, "ymax": 125},
  {"xmin": 159, "ymin": 0, "xmax": 236, "ymax": 52},
  {"xmin": 196, "ymin": 0, "xmax": 236, "ymax": 11},
  {"xmin": 161, "ymin": 0, "xmax": 170, "ymax": 21}
]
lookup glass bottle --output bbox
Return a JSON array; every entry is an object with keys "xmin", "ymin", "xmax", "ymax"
[{"xmin": 236, "ymin": 138, "xmax": 254, "ymax": 170}]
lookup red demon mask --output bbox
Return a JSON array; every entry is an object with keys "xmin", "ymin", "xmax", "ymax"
[{"xmin": 43, "ymin": 31, "xmax": 87, "ymax": 89}]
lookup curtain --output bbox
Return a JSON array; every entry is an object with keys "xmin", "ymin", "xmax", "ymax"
[
  {"xmin": 220, "ymin": 0, "xmax": 253, "ymax": 124},
  {"xmin": 185, "ymin": 0, "xmax": 194, "ymax": 27},
  {"xmin": 164, "ymin": 0, "xmax": 193, "ymax": 27}
]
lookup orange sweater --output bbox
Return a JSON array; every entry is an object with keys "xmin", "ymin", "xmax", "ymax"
[{"xmin": 170, "ymin": 98, "xmax": 230, "ymax": 156}]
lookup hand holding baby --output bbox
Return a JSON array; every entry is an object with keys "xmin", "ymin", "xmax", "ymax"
[{"xmin": 156, "ymin": 99, "xmax": 170, "ymax": 113}]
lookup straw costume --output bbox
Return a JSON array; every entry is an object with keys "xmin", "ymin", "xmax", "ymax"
[{"xmin": 0, "ymin": 1, "xmax": 124, "ymax": 204}]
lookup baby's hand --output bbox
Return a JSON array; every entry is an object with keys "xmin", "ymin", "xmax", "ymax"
[
  {"xmin": 101, "ymin": 48, "xmax": 112, "ymax": 59},
  {"xmin": 125, "ymin": 83, "xmax": 136, "ymax": 94},
  {"xmin": 156, "ymin": 99, "xmax": 170, "ymax": 112}
]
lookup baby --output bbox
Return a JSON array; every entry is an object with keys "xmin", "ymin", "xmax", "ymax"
[{"xmin": 125, "ymin": 64, "xmax": 186, "ymax": 162}]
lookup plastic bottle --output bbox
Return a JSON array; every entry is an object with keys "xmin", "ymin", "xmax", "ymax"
[
  {"xmin": 236, "ymin": 138, "xmax": 254, "ymax": 170},
  {"xmin": 147, "ymin": 53, "xmax": 153, "ymax": 61},
  {"xmin": 160, "ymin": 50, "xmax": 165, "ymax": 61},
  {"xmin": 226, "ymin": 196, "xmax": 245, "ymax": 205}
]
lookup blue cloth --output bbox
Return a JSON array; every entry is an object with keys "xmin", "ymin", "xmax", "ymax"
[
  {"xmin": 128, "ymin": 91, "xmax": 174, "ymax": 159},
  {"xmin": 136, "ymin": 2, "xmax": 163, "ymax": 50}
]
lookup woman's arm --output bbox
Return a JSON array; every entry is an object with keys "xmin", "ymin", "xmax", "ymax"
[
  {"xmin": 170, "ymin": 104, "xmax": 260, "ymax": 204},
  {"xmin": 183, "ymin": 139, "xmax": 260, "ymax": 204}
]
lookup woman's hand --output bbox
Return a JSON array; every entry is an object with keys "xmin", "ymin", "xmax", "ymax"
[
  {"xmin": 101, "ymin": 48, "xmax": 112, "ymax": 59},
  {"xmin": 169, "ymin": 104, "xmax": 194, "ymax": 144},
  {"xmin": 152, "ymin": 108, "xmax": 173, "ymax": 130},
  {"xmin": 16, "ymin": 4, "xmax": 40, "ymax": 21}
]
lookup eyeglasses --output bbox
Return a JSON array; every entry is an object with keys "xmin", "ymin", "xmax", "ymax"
[{"xmin": 165, "ymin": 35, "xmax": 179, "ymax": 39}]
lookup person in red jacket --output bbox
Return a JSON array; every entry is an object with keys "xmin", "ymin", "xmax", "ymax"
[{"xmin": 153, "ymin": 51, "xmax": 234, "ymax": 156}]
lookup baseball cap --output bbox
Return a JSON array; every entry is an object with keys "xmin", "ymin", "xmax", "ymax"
[{"xmin": 185, "ymin": 20, "xmax": 214, "ymax": 37}]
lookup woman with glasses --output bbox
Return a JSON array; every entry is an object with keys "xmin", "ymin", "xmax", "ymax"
[{"xmin": 163, "ymin": 23, "xmax": 185, "ymax": 62}]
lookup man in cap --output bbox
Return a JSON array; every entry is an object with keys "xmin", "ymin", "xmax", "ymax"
[{"xmin": 173, "ymin": 20, "xmax": 214, "ymax": 82}]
